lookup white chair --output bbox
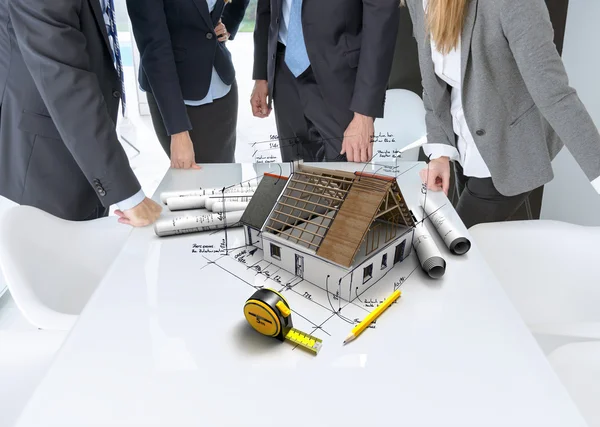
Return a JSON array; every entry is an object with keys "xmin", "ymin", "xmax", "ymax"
[
  {"xmin": 0, "ymin": 205, "xmax": 132, "ymax": 330},
  {"xmin": 0, "ymin": 195, "xmax": 18, "ymax": 299},
  {"xmin": 469, "ymin": 220, "xmax": 600, "ymax": 352},
  {"xmin": 548, "ymin": 342, "xmax": 600, "ymax": 427},
  {"xmin": 372, "ymin": 88, "xmax": 427, "ymax": 162}
]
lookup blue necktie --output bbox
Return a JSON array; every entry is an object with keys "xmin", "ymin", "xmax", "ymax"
[
  {"xmin": 284, "ymin": 0, "xmax": 310, "ymax": 77},
  {"xmin": 105, "ymin": 0, "xmax": 126, "ymax": 114}
]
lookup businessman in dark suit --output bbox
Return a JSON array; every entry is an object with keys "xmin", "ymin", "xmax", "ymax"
[
  {"xmin": 0, "ymin": 0, "xmax": 161, "ymax": 225},
  {"xmin": 251, "ymin": 0, "xmax": 400, "ymax": 163},
  {"xmin": 127, "ymin": 0, "xmax": 250, "ymax": 168}
]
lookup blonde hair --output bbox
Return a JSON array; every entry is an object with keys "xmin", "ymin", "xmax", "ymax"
[{"xmin": 400, "ymin": 0, "xmax": 467, "ymax": 54}]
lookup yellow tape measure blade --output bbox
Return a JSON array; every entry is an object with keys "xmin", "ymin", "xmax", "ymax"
[{"xmin": 285, "ymin": 328, "xmax": 323, "ymax": 355}]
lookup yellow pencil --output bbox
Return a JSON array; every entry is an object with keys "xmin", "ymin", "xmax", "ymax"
[{"xmin": 343, "ymin": 289, "xmax": 402, "ymax": 344}]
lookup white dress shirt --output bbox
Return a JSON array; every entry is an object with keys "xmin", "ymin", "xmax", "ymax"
[
  {"xmin": 277, "ymin": 0, "xmax": 292, "ymax": 45},
  {"xmin": 100, "ymin": 0, "xmax": 145, "ymax": 211},
  {"xmin": 421, "ymin": 0, "xmax": 491, "ymax": 178}
]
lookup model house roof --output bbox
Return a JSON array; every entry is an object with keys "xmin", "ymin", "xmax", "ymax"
[
  {"xmin": 262, "ymin": 164, "xmax": 415, "ymax": 268},
  {"xmin": 240, "ymin": 173, "xmax": 289, "ymax": 230}
]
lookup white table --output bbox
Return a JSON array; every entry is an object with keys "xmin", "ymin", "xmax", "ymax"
[{"xmin": 12, "ymin": 162, "xmax": 587, "ymax": 427}]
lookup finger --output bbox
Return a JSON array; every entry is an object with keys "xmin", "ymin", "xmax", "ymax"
[
  {"xmin": 114, "ymin": 209, "xmax": 125, "ymax": 218},
  {"xmin": 192, "ymin": 163, "xmax": 201, "ymax": 169},
  {"xmin": 360, "ymin": 146, "xmax": 368, "ymax": 163},
  {"xmin": 346, "ymin": 144, "xmax": 354, "ymax": 162},
  {"xmin": 118, "ymin": 217, "xmax": 132, "ymax": 225},
  {"xmin": 367, "ymin": 142, "xmax": 373, "ymax": 162}
]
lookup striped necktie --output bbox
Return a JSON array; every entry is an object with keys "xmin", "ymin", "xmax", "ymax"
[{"xmin": 105, "ymin": 0, "xmax": 126, "ymax": 114}]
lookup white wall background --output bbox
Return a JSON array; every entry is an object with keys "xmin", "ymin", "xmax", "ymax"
[{"xmin": 540, "ymin": 0, "xmax": 600, "ymax": 225}]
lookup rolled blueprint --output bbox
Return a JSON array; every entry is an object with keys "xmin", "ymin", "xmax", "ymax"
[
  {"xmin": 204, "ymin": 194, "xmax": 253, "ymax": 211},
  {"xmin": 211, "ymin": 201, "xmax": 250, "ymax": 213},
  {"xmin": 154, "ymin": 210, "xmax": 244, "ymax": 237},
  {"xmin": 159, "ymin": 184, "xmax": 257, "ymax": 204},
  {"xmin": 412, "ymin": 212, "xmax": 446, "ymax": 279},
  {"xmin": 419, "ymin": 195, "xmax": 471, "ymax": 255},
  {"xmin": 165, "ymin": 195, "xmax": 207, "ymax": 211}
]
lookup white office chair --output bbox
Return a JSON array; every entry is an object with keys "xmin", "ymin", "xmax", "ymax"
[
  {"xmin": 0, "ymin": 205, "xmax": 132, "ymax": 330},
  {"xmin": 548, "ymin": 342, "xmax": 600, "ymax": 427},
  {"xmin": 372, "ymin": 88, "xmax": 426, "ymax": 162},
  {"xmin": 0, "ymin": 195, "xmax": 18, "ymax": 299},
  {"xmin": 469, "ymin": 220, "xmax": 600, "ymax": 352}
]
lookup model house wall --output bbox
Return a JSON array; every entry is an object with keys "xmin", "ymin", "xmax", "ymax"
[
  {"xmin": 262, "ymin": 234, "xmax": 349, "ymax": 295},
  {"xmin": 262, "ymin": 228, "xmax": 414, "ymax": 302},
  {"xmin": 347, "ymin": 229, "xmax": 413, "ymax": 301},
  {"xmin": 245, "ymin": 226, "xmax": 262, "ymax": 249}
]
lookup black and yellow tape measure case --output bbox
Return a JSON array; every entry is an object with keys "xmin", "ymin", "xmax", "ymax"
[{"xmin": 243, "ymin": 288, "xmax": 323, "ymax": 355}]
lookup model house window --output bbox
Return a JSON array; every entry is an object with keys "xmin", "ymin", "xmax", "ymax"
[
  {"xmin": 270, "ymin": 243, "xmax": 281, "ymax": 260},
  {"xmin": 381, "ymin": 253, "xmax": 388, "ymax": 269},
  {"xmin": 363, "ymin": 264, "xmax": 373, "ymax": 283}
]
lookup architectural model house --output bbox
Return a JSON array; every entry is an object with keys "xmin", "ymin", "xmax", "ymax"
[{"xmin": 240, "ymin": 163, "xmax": 416, "ymax": 301}]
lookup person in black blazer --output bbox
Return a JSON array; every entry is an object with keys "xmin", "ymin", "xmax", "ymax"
[
  {"xmin": 127, "ymin": 0, "xmax": 250, "ymax": 169},
  {"xmin": 251, "ymin": 0, "xmax": 401, "ymax": 163}
]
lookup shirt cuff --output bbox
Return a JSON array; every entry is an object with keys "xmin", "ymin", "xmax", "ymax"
[
  {"xmin": 592, "ymin": 176, "xmax": 600, "ymax": 194},
  {"xmin": 422, "ymin": 143, "xmax": 460, "ymax": 162},
  {"xmin": 116, "ymin": 188, "xmax": 146, "ymax": 211}
]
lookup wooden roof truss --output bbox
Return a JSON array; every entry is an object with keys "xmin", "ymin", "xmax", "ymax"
[
  {"xmin": 263, "ymin": 171, "xmax": 354, "ymax": 251},
  {"xmin": 364, "ymin": 183, "xmax": 415, "ymax": 257}
]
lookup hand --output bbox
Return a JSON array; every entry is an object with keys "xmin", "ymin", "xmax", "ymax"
[
  {"xmin": 170, "ymin": 131, "xmax": 201, "ymax": 169},
  {"xmin": 341, "ymin": 113, "xmax": 375, "ymax": 162},
  {"xmin": 215, "ymin": 20, "xmax": 229, "ymax": 42},
  {"xmin": 114, "ymin": 198, "xmax": 162, "ymax": 227},
  {"xmin": 419, "ymin": 156, "xmax": 451, "ymax": 196},
  {"xmin": 250, "ymin": 80, "xmax": 271, "ymax": 118}
]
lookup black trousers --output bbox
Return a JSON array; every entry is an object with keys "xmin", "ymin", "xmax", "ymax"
[
  {"xmin": 272, "ymin": 43, "xmax": 353, "ymax": 162},
  {"xmin": 146, "ymin": 79, "xmax": 238, "ymax": 163},
  {"xmin": 453, "ymin": 163, "xmax": 532, "ymax": 229}
]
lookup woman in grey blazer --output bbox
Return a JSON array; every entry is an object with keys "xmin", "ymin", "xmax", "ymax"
[{"xmin": 404, "ymin": 0, "xmax": 600, "ymax": 228}]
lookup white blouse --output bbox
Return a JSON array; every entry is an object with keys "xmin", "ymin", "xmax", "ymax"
[{"xmin": 421, "ymin": 0, "xmax": 491, "ymax": 178}]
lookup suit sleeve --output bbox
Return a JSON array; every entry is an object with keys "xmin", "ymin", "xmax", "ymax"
[
  {"xmin": 222, "ymin": 0, "xmax": 250, "ymax": 41},
  {"xmin": 349, "ymin": 0, "xmax": 400, "ymax": 119},
  {"xmin": 252, "ymin": 0, "xmax": 270, "ymax": 80},
  {"xmin": 126, "ymin": 0, "xmax": 191, "ymax": 136},
  {"xmin": 501, "ymin": 0, "xmax": 600, "ymax": 186},
  {"xmin": 8, "ymin": 0, "xmax": 141, "ymax": 207}
]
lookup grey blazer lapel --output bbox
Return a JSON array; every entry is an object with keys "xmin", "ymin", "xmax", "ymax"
[
  {"xmin": 88, "ymin": 0, "xmax": 112, "ymax": 55},
  {"xmin": 461, "ymin": 0, "xmax": 479, "ymax": 84}
]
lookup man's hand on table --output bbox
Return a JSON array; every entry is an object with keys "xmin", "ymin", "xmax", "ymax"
[{"xmin": 115, "ymin": 197, "xmax": 162, "ymax": 227}]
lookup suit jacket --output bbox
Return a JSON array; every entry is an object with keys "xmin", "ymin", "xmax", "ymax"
[
  {"xmin": 127, "ymin": 0, "xmax": 250, "ymax": 136},
  {"xmin": 406, "ymin": 0, "xmax": 600, "ymax": 196},
  {"xmin": 0, "ymin": 0, "xmax": 140, "ymax": 221},
  {"xmin": 253, "ymin": 0, "xmax": 400, "ymax": 119}
]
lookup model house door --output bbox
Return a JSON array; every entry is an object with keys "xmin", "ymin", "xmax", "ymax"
[
  {"xmin": 394, "ymin": 241, "xmax": 406, "ymax": 264},
  {"xmin": 295, "ymin": 254, "xmax": 304, "ymax": 278}
]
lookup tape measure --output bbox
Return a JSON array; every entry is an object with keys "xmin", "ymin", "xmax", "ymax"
[{"xmin": 243, "ymin": 288, "xmax": 323, "ymax": 355}]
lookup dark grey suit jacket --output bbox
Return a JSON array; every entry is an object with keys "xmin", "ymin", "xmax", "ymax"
[
  {"xmin": 406, "ymin": 0, "xmax": 600, "ymax": 196},
  {"xmin": 253, "ymin": 0, "xmax": 400, "ymax": 119},
  {"xmin": 0, "ymin": 0, "xmax": 141, "ymax": 220}
]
